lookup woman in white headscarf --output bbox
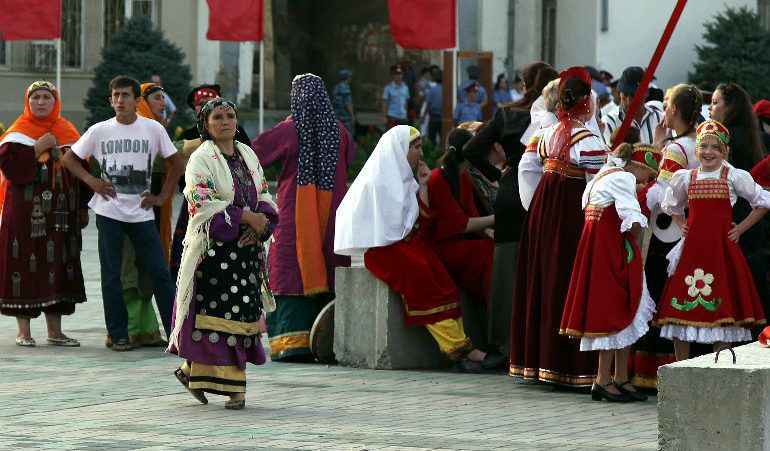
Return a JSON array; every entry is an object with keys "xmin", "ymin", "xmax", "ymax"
[{"xmin": 335, "ymin": 126, "xmax": 504, "ymax": 369}]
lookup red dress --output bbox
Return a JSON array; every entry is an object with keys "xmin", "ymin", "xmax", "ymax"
[
  {"xmin": 655, "ymin": 167, "xmax": 765, "ymax": 337},
  {"xmin": 422, "ymin": 169, "xmax": 493, "ymax": 305},
  {"xmin": 561, "ymin": 168, "xmax": 645, "ymax": 343},
  {"xmin": 509, "ymin": 128, "xmax": 603, "ymax": 387},
  {"xmin": 0, "ymin": 142, "xmax": 87, "ymax": 317},
  {"xmin": 364, "ymin": 197, "xmax": 463, "ymax": 326}
]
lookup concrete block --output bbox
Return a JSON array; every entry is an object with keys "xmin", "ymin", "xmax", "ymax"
[
  {"xmin": 333, "ymin": 266, "xmax": 448, "ymax": 369},
  {"xmin": 658, "ymin": 343, "xmax": 770, "ymax": 450}
]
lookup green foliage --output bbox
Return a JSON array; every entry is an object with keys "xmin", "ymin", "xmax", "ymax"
[
  {"xmin": 84, "ymin": 16, "xmax": 193, "ymax": 131},
  {"xmin": 689, "ymin": 6, "xmax": 770, "ymax": 100}
]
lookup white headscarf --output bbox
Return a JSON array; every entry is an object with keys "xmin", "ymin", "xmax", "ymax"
[{"xmin": 334, "ymin": 126, "xmax": 419, "ymax": 256}]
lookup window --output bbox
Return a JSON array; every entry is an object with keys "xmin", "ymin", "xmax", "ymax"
[
  {"xmin": 0, "ymin": 40, "xmax": 8, "ymax": 68},
  {"xmin": 103, "ymin": 0, "xmax": 157, "ymax": 44},
  {"xmin": 761, "ymin": 0, "xmax": 770, "ymax": 31},
  {"xmin": 62, "ymin": 0, "xmax": 84, "ymax": 68}
]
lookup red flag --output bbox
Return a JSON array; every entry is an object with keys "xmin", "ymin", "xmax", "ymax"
[
  {"xmin": 0, "ymin": 0, "xmax": 61, "ymax": 40},
  {"xmin": 388, "ymin": 0, "xmax": 456, "ymax": 49},
  {"xmin": 206, "ymin": 0, "xmax": 264, "ymax": 41}
]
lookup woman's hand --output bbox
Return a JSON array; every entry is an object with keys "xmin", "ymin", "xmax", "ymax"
[
  {"xmin": 238, "ymin": 226, "xmax": 258, "ymax": 247},
  {"xmin": 652, "ymin": 121, "xmax": 670, "ymax": 149},
  {"xmin": 242, "ymin": 210, "xmax": 269, "ymax": 241},
  {"xmin": 416, "ymin": 160, "xmax": 431, "ymax": 186},
  {"xmin": 33, "ymin": 133, "xmax": 57, "ymax": 159},
  {"xmin": 728, "ymin": 222, "xmax": 742, "ymax": 243},
  {"xmin": 79, "ymin": 209, "xmax": 89, "ymax": 229},
  {"xmin": 482, "ymin": 227, "xmax": 494, "ymax": 240},
  {"xmin": 672, "ymin": 214, "xmax": 688, "ymax": 238}
]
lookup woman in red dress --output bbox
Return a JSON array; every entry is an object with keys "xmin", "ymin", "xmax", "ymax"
[
  {"xmin": 335, "ymin": 126, "xmax": 504, "ymax": 370},
  {"xmin": 509, "ymin": 67, "xmax": 608, "ymax": 386},
  {"xmin": 0, "ymin": 81, "xmax": 89, "ymax": 347},
  {"xmin": 423, "ymin": 127, "xmax": 494, "ymax": 308},
  {"xmin": 655, "ymin": 119, "xmax": 768, "ymax": 359},
  {"xmin": 561, "ymin": 143, "xmax": 662, "ymax": 402}
]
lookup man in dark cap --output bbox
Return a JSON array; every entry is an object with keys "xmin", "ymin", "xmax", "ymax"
[
  {"xmin": 333, "ymin": 69, "xmax": 355, "ymax": 135},
  {"xmin": 602, "ymin": 66, "xmax": 663, "ymax": 145},
  {"xmin": 584, "ymin": 65, "xmax": 609, "ymax": 106},
  {"xmin": 381, "ymin": 64, "xmax": 410, "ymax": 128},
  {"xmin": 423, "ymin": 67, "xmax": 444, "ymax": 146},
  {"xmin": 457, "ymin": 65, "xmax": 488, "ymax": 108}
]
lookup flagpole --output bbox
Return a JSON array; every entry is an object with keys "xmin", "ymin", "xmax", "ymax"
[
  {"xmin": 55, "ymin": 37, "xmax": 61, "ymax": 92},
  {"xmin": 259, "ymin": 39, "xmax": 264, "ymax": 134}
]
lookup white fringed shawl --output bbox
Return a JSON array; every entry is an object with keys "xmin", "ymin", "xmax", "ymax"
[{"xmin": 167, "ymin": 140, "xmax": 276, "ymax": 351}]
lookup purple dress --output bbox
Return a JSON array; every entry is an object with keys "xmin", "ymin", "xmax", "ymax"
[{"xmin": 170, "ymin": 149, "xmax": 278, "ymax": 370}]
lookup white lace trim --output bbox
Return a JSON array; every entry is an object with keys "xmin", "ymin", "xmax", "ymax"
[
  {"xmin": 666, "ymin": 238, "xmax": 685, "ymax": 276},
  {"xmin": 619, "ymin": 211, "xmax": 648, "ymax": 233},
  {"xmin": 659, "ymin": 324, "xmax": 752, "ymax": 344},
  {"xmin": 580, "ymin": 272, "xmax": 657, "ymax": 351}
]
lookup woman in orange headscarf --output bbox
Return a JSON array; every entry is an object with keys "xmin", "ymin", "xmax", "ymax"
[
  {"xmin": 0, "ymin": 80, "xmax": 89, "ymax": 347},
  {"xmin": 104, "ymin": 82, "xmax": 172, "ymax": 348}
]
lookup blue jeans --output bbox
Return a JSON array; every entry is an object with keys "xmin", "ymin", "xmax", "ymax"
[{"xmin": 95, "ymin": 214, "xmax": 174, "ymax": 342}]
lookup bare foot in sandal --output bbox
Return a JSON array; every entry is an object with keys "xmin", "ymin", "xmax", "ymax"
[{"xmin": 112, "ymin": 338, "xmax": 134, "ymax": 352}]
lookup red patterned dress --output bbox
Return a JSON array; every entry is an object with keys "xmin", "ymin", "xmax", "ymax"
[
  {"xmin": 655, "ymin": 164, "xmax": 768, "ymax": 342},
  {"xmin": 561, "ymin": 164, "xmax": 655, "ymax": 351}
]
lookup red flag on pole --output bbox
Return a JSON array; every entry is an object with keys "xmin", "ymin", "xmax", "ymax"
[
  {"xmin": 206, "ymin": 0, "xmax": 264, "ymax": 41},
  {"xmin": 0, "ymin": 0, "xmax": 61, "ymax": 40},
  {"xmin": 388, "ymin": 0, "xmax": 456, "ymax": 49},
  {"xmin": 611, "ymin": 0, "xmax": 688, "ymax": 149}
]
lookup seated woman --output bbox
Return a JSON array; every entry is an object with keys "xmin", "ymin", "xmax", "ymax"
[
  {"xmin": 169, "ymin": 98, "xmax": 278, "ymax": 410},
  {"xmin": 335, "ymin": 126, "xmax": 504, "ymax": 371},
  {"xmin": 423, "ymin": 127, "xmax": 495, "ymax": 308}
]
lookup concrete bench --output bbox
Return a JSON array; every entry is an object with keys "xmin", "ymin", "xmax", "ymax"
[
  {"xmin": 658, "ymin": 343, "xmax": 770, "ymax": 450},
  {"xmin": 333, "ymin": 266, "xmax": 487, "ymax": 370}
]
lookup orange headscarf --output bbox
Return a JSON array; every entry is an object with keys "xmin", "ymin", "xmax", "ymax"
[
  {"xmin": 136, "ymin": 81, "xmax": 174, "ymax": 261},
  {"xmin": 0, "ymin": 80, "xmax": 80, "ymax": 214},
  {"xmin": 137, "ymin": 82, "xmax": 164, "ymax": 121}
]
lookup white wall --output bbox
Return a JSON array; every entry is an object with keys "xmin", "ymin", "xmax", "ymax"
[
  {"xmin": 194, "ymin": 0, "xmax": 220, "ymax": 84},
  {"xmin": 554, "ymin": 2, "xmax": 599, "ymax": 71},
  {"xmin": 478, "ymin": 0, "xmax": 511, "ymax": 76},
  {"xmin": 595, "ymin": 0, "xmax": 755, "ymax": 90}
]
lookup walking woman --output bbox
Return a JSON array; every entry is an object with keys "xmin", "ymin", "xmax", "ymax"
[
  {"xmin": 170, "ymin": 98, "xmax": 278, "ymax": 410},
  {"xmin": 251, "ymin": 74, "xmax": 355, "ymax": 362},
  {"xmin": 0, "ymin": 80, "xmax": 89, "ymax": 347},
  {"xmin": 509, "ymin": 67, "xmax": 607, "ymax": 386}
]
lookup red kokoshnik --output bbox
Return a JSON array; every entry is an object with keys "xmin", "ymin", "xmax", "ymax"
[{"xmin": 551, "ymin": 67, "xmax": 593, "ymax": 160}]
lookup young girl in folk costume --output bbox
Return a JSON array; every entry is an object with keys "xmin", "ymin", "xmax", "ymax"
[
  {"xmin": 509, "ymin": 66, "xmax": 608, "ymax": 386},
  {"xmin": 655, "ymin": 119, "xmax": 768, "ymax": 360},
  {"xmin": 561, "ymin": 143, "xmax": 662, "ymax": 402},
  {"xmin": 631, "ymin": 84, "xmax": 702, "ymax": 388}
]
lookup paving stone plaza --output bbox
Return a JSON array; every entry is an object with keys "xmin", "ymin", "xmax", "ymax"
[{"xmin": 0, "ymin": 209, "xmax": 658, "ymax": 450}]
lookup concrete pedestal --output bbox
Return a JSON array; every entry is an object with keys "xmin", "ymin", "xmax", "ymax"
[
  {"xmin": 333, "ymin": 266, "xmax": 448, "ymax": 369},
  {"xmin": 658, "ymin": 343, "xmax": 770, "ymax": 450}
]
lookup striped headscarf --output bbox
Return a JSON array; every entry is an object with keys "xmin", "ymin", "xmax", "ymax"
[{"xmin": 290, "ymin": 73, "xmax": 341, "ymax": 295}]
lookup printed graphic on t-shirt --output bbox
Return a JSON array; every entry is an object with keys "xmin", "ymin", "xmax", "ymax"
[{"xmin": 99, "ymin": 138, "xmax": 152, "ymax": 195}]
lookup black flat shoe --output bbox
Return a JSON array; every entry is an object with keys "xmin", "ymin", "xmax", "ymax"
[
  {"xmin": 174, "ymin": 368, "xmax": 208, "ymax": 405},
  {"xmin": 591, "ymin": 381, "xmax": 632, "ymax": 402},
  {"xmin": 480, "ymin": 353, "xmax": 506, "ymax": 369},
  {"xmin": 613, "ymin": 380, "xmax": 648, "ymax": 402},
  {"xmin": 452, "ymin": 359, "xmax": 482, "ymax": 373}
]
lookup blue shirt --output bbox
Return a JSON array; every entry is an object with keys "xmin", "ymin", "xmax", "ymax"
[
  {"xmin": 456, "ymin": 80, "xmax": 488, "ymax": 104},
  {"xmin": 425, "ymin": 83, "xmax": 443, "ymax": 117},
  {"xmin": 492, "ymin": 89, "xmax": 513, "ymax": 116},
  {"xmin": 382, "ymin": 81, "xmax": 409, "ymax": 120},
  {"xmin": 333, "ymin": 81, "xmax": 352, "ymax": 120},
  {"xmin": 453, "ymin": 102, "xmax": 482, "ymax": 123}
]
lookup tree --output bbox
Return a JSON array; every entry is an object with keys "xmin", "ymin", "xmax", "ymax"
[
  {"xmin": 689, "ymin": 7, "xmax": 770, "ymax": 100},
  {"xmin": 84, "ymin": 16, "xmax": 193, "ymax": 130}
]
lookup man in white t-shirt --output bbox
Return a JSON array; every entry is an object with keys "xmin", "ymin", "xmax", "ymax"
[{"xmin": 60, "ymin": 75, "xmax": 185, "ymax": 351}]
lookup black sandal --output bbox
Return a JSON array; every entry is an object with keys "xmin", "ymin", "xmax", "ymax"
[{"xmin": 174, "ymin": 368, "xmax": 208, "ymax": 405}]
